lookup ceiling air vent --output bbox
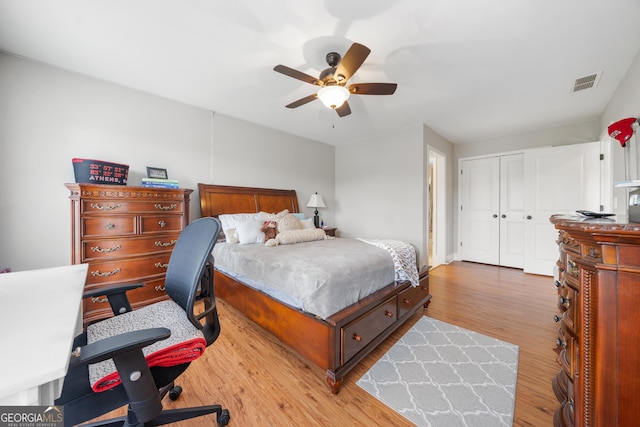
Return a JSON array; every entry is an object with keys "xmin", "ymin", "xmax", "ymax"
[{"xmin": 572, "ymin": 72, "xmax": 601, "ymax": 92}]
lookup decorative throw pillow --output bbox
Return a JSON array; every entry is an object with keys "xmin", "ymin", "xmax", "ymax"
[
  {"xmin": 300, "ymin": 218, "xmax": 315, "ymax": 229},
  {"xmin": 277, "ymin": 214, "xmax": 303, "ymax": 233},
  {"xmin": 224, "ymin": 228, "xmax": 239, "ymax": 244},
  {"xmin": 276, "ymin": 228, "xmax": 326, "ymax": 245},
  {"xmin": 259, "ymin": 209, "xmax": 289, "ymax": 222},
  {"xmin": 235, "ymin": 218, "xmax": 265, "ymax": 244}
]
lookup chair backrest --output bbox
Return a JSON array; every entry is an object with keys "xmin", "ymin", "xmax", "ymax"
[{"xmin": 164, "ymin": 217, "xmax": 220, "ymax": 343}]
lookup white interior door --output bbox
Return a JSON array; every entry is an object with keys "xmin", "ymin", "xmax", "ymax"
[
  {"xmin": 460, "ymin": 157, "xmax": 500, "ymax": 264},
  {"xmin": 499, "ymin": 154, "xmax": 525, "ymax": 268},
  {"xmin": 524, "ymin": 141, "xmax": 602, "ymax": 275}
]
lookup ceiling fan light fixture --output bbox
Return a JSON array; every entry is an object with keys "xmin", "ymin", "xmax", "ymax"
[{"xmin": 318, "ymin": 85, "xmax": 350, "ymax": 109}]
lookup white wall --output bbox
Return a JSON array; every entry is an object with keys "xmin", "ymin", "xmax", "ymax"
[
  {"xmin": 335, "ymin": 125, "xmax": 454, "ymax": 267},
  {"xmin": 0, "ymin": 53, "xmax": 335, "ymax": 271},
  {"xmin": 209, "ymin": 113, "xmax": 335, "ymax": 223}
]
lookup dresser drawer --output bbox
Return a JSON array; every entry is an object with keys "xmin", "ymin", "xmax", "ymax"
[
  {"xmin": 82, "ymin": 200, "xmax": 184, "ymax": 215},
  {"xmin": 140, "ymin": 215, "xmax": 184, "ymax": 234},
  {"xmin": 85, "ymin": 254, "xmax": 171, "ymax": 286},
  {"xmin": 83, "ymin": 277, "xmax": 169, "ymax": 326},
  {"xmin": 341, "ymin": 296, "xmax": 397, "ymax": 364},
  {"xmin": 82, "ymin": 235, "xmax": 179, "ymax": 261},
  {"xmin": 82, "ymin": 216, "xmax": 136, "ymax": 237},
  {"xmin": 398, "ymin": 283, "xmax": 430, "ymax": 318}
]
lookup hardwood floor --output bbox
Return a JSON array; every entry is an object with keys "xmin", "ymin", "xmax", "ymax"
[{"xmin": 92, "ymin": 261, "xmax": 559, "ymax": 426}]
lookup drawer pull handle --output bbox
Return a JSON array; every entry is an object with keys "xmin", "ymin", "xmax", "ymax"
[
  {"xmin": 91, "ymin": 203, "xmax": 121, "ymax": 211},
  {"xmin": 91, "ymin": 244, "xmax": 121, "ymax": 253},
  {"xmin": 384, "ymin": 310, "xmax": 393, "ymax": 317},
  {"xmin": 554, "ymin": 280, "xmax": 562, "ymax": 289},
  {"xmin": 155, "ymin": 262, "xmax": 169, "ymax": 268},
  {"xmin": 352, "ymin": 333, "xmax": 361, "ymax": 342},
  {"xmin": 559, "ymin": 296, "xmax": 570, "ymax": 307},
  {"xmin": 91, "ymin": 296, "xmax": 109, "ymax": 304},
  {"xmin": 158, "ymin": 220, "xmax": 167, "ymax": 228},
  {"xmin": 155, "ymin": 203, "xmax": 177, "ymax": 211},
  {"xmin": 403, "ymin": 298, "xmax": 411, "ymax": 304},
  {"xmin": 554, "ymin": 314, "xmax": 562, "ymax": 323},
  {"xmin": 155, "ymin": 285, "xmax": 166, "ymax": 292},
  {"xmin": 556, "ymin": 338, "xmax": 567, "ymax": 349},
  {"xmin": 91, "ymin": 268, "xmax": 121, "ymax": 277},
  {"xmin": 106, "ymin": 223, "xmax": 115, "ymax": 230},
  {"xmin": 155, "ymin": 239, "xmax": 177, "ymax": 247}
]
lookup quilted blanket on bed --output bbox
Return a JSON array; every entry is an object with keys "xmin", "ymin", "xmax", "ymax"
[{"xmin": 357, "ymin": 238, "xmax": 420, "ymax": 287}]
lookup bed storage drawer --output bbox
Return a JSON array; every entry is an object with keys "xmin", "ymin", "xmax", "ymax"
[
  {"xmin": 398, "ymin": 283, "xmax": 430, "ymax": 318},
  {"xmin": 341, "ymin": 296, "xmax": 397, "ymax": 363}
]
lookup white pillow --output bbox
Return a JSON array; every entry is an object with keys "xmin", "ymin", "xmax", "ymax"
[
  {"xmin": 218, "ymin": 213, "xmax": 261, "ymax": 231},
  {"xmin": 300, "ymin": 218, "xmax": 315, "ymax": 229},
  {"xmin": 259, "ymin": 209, "xmax": 289, "ymax": 222},
  {"xmin": 224, "ymin": 228, "xmax": 239, "ymax": 244},
  {"xmin": 235, "ymin": 218, "xmax": 265, "ymax": 245}
]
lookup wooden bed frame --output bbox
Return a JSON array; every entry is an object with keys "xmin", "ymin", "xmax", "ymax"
[{"xmin": 198, "ymin": 183, "xmax": 431, "ymax": 393}]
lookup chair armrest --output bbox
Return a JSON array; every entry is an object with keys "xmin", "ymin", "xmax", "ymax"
[
  {"xmin": 83, "ymin": 283, "xmax": 145, "ymax": 315},
  {"xmin": 69, "ymin": 327, "xmax": 171, "ymax": 367}
]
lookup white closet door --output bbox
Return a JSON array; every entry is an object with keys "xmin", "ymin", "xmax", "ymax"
[
  {"xmin": 523, "ymin": 141, "xmax": 601, "ymax": 275},
  {"xmin": 499, "ymin": 154, "xmax": 525, "ymax": 268},
  {"xmin": 460, "ymin": 157, "xmax": 500, "ymax": 265}
]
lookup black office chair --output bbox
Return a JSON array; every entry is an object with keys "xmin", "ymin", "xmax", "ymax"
[{"xmin": 55, "ymin": 217, "xmax": 230, "ymax": 427}]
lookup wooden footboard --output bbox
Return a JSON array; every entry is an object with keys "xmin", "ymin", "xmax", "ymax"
[{"xmin": 214, "ymin": 267, "xmax": 430, "ymax": 393}]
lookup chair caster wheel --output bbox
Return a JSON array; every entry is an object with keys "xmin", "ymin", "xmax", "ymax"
[
  {"xmin": 168, "ymin": 385, "xmax": 182, "ymax": 401},
  {"xmin": 217, "ymin": 409, "xmax": 230, "ymax": 426}
]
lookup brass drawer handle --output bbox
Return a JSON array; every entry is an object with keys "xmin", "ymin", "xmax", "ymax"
[
  {"xmin": 91, "ymin": 267, "xmax": 121, "ymax": 277},
  {"xmin": 384, "ymin": 310, "xmax": 393, "ymax": 317},
  {"xmin": 91, "ymin": 296, "xmax": 109, "ymax": 304},
  {"xmin": 352, "ymin": 333, "xmax": 361, "ymax": 342},
  {"xmin": 403, "ymin": 298, "xmax": 411, "ymax": 305},
  {"xmin": 155, "ymin": 262, "xmax": 169, "ymax": 268},
  {"xmin": 155, "ymin": 285, "xmax": 166, "ymax": 292},
  {"xmin": 158, "ymin": 220, "xmax": 167, "ymax": 228},
  {"xmin": 155, "ymin": 203, "xmax": 177, "ymax": 211},
  {"xmin": 90, "ymin": 203, "xmax": 121, "ymax": 211},
  {"xmin": 155, "ymin": 239, "xmax": 176, "ymax": 247},
  {"xmin": 106, "ymin": 222, "xmax": 115, "ymax": 230},
  {"xmin": 91, "ymin": 244, "xmax": 121, "ymax": 253}
]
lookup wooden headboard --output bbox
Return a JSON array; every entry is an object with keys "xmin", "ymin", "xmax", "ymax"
[{"xmin": 198, "ymin": 184, "xmax": 300, "ymax": 218}]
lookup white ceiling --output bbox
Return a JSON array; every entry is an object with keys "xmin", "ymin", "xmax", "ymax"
[{"xmin": 1, "ymin": 0, "xmax": 640, "ymax": 146}]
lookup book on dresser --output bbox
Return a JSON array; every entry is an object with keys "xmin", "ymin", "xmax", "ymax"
[
  {"xmin": 64, "ymin": 183, "xmax": 193, "ymax": 328},
  {"xmin": 141, "ymin": 177, "xmax": 180, "ymax": 188}
]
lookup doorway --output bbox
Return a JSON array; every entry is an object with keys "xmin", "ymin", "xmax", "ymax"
[{"xmin": 428, "ymin": 147, "xmax": 446, "ymax": 267}]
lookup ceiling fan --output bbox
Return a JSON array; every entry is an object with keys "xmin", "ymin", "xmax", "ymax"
[{"xmin": 273, "ymin": 42, "xmax": 397, "ymax": 117}]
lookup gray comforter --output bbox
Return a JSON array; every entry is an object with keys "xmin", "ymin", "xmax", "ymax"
[{"xmin": 212, "ymin": 238, "xmax": 396, "ymax": 319}]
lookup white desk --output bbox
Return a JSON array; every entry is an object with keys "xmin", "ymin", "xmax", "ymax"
[{"xmin": 0, "ymin": 264, "xmax": 87, "ymax": 405}]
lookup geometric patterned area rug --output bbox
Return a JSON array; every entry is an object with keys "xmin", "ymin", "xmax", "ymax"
[{"xmin": 357, "ymin": 317, "xmax": 519, "ymax": 427}]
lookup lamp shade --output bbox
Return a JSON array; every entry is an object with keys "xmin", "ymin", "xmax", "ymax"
[
  {"xmin": 306, "ymin": 193, "xmax": 326, "ymax": 209},
  {"xmin": 317, "ymin": 86, "xmax": 350, "ymax": 109}
]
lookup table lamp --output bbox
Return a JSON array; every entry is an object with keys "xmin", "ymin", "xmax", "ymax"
[{"xmin": 306, "ymin": 192, "xmax": 326, "ymax": 228}]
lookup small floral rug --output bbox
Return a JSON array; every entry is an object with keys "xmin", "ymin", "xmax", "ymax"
[{"xmin": 357, "ymin": 316, "xmax": 519, "ymax": 426}]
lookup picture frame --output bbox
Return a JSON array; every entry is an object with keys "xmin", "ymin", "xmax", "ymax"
[{"xmin": 146, "ymin": 166, "xmax": 168, "ymax": 179}]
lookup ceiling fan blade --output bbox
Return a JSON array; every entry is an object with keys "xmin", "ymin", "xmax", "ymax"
[
  {"xmin": 348, "ymin": 82, "xmax": 398, "ymax": 95},
  {"xmin": 335, "ymin": 101, "xmax": 351, "ymax": 117},
  {"xmin": 274, "ymin": 65, "xmax": 322, "ymax": 86},
  {"xmin": 334, "ymin": 43, "xmax": 371, "ymax": 83},
  {"xmin": 285, "ymin": 94, "xmax": 318, "ymax": 109}
]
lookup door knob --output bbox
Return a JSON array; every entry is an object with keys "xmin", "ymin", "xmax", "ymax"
[
  {"xmin": 501, "ymin": 214, "xmax": 506, "ymax": 218},
  {"xmin": 527, "ymin": 215, "xmax": 532, "ymax": 220},
  {"xmin": 493, "ymin": 214, "xmax": 498, "ymax": 218}
]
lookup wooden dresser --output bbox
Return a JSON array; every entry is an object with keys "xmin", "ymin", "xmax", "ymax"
[
  {"xmin": 550, "ymin": 215, "xmax": 640, "ymax": 426},
  {"xmin": 65, "ymin": 183, "xmax": 193, "ymax": 327}
]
